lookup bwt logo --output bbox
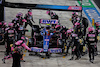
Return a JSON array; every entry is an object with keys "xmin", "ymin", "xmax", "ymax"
[
  {"xmin": 71, "ymin": 7, "xmax": 80, "ymax": 9},
  {"xmin": 41, "ymin": 19, "xmax": 58, "ymax": 24}
]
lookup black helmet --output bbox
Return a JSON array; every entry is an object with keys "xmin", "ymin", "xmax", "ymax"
[{"xmin": 46, "ymin": 25, "xmax": 50, "ymax": 30}]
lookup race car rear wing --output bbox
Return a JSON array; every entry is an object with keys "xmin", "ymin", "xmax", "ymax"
[
  {"xmin": 39, "ymin": 19, "xmax": 59, "ymax": 28},
  {"xmin": 39, "ymin": 19, "xmax": 59, "ymax": 24}
]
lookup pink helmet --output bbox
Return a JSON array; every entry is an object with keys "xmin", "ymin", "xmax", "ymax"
[
  {"xmin": 46, "ymin": 10, "xmax": 50, "ymax": 14},
  {"xmin": 28, "ymin": 9, "xmax": 32, "ymax": 16},
  {"xmin": 70, "ymin": 28, "xmax": 74, "ymax": 32},
  {"xmin": 67, "ymin": 29, "xmax": 71, "ymax": 33},
  {"xmin": 76, "ymin": 18, "xmax": 80, "ymax": 21},
  {"xmin": 88, "ymin": 27, "xmax": 94, "ymax": 32},
  {"xmin": 55, "ymin": 25, "xmax": 60, "ymax": 29},
  {"xmin": 16, "ymin": 13, "xmax": 23, "ymax": 18},
  {"xmin": 8, "ymin": 22, "xmax": 14, "ymax": 27},
  {"xmin": 28, "ymin": 12, "xmax": 32, "ymax": 16},
  {"xmin": 4, "ymin": 22, "xmax": 7, "ymax": 26},
  {"xmin": 72, "ymin": 12, "xmax": 75, "ymax": 14},
  {"xmin": 75, "ymin": 12, "xmax": 78, "ymax": 15}
]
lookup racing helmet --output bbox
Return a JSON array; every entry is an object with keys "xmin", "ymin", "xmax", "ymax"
[
  {"xmin": 88, "ymin": 27, "xmax": 94, "ymax": 32},
  {"xmin": 72, "ymin": 12, "xmax": 74, "ymax": 15},
  {"xmin": 8, "ymin": 22, "xmax": 14, "ymax": 27},
  {"xmin": 67, "ymin": 29, "xmax": 71, "ymax": 33},
  {"xmin": 55, "ymin": 25, "xmax": 61, "ymax": 30},
  {"xmin": 51, "ymin": 24, "xmax": 55, "ymax": 27},
  {"xmin": 75, "ymin": 12, "xmax": 78, "ymax": 16},
  {"xmin": 46, "ymin": 10, "xmax": 50, "ymax": 14},
  {"xmin": 76, "ymin": 17, "xmax": 80, "ymax": 21},
  {"xmin": 16, "ymin": 13, "xmax": 23, "ymax": 18},
  {"xmin": 28, "ymin": 9, "xmax": 32, "ymax": 16},
  {"xmin": 70, "ymin": 28, "xmax": 74, "ymax": 33},
  {"xmin": 51, "ymin": 12, "xmax": 55, "ymax": 16},
  {"xmin": 72, "ymin": 12, "xmax": 76, "ymax": 15},
  {"xmin": 46, "ymin": 25, "xmax": 50, "ymax": 30},
  {"xmin": 67, "ymin": 29, "xmax": 72, "ymax": 36}
]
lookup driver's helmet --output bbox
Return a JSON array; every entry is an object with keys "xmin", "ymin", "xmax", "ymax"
[
  {"xmin": 46, "ymin": 25, "xmax": 50, "ymax": 30},
  {"xmin": 28, "ymin": 9, "xmax": 32, "ymax": 16},
  {"xmin": 55, "ymin": 25, "xmax": 61, "ymax": 30},
  {"xmin": 16, "ymin": 13, "xmax": 23, "ymax": 18},
  {"xmin": 8, "ymin": 22, "xmax": 14, "ymax": 27},
  {"xmin": 88, "ymin": 27, "xmax": 94, "ymax": 32}
]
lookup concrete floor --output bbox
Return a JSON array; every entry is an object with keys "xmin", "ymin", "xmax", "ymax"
[{"xmin": 1, "ymin": 0, "xmax": 100, "ymax": 67}]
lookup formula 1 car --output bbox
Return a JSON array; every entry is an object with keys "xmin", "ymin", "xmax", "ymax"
[{"xmin": 28, "ymin": 19, "xmax": 65, "ymax": 57}]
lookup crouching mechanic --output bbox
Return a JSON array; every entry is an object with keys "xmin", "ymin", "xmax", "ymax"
[
  {"xmin": 41, "ymin": 25, "xmax": 53, "ymax": 58},
  {"xmin": 14, "ymin": 36, "xmax": 31, "ymax": 62},
  {"xmin": 2, "ymin": 36, "xmax": 31, "ymax": 63},
  {"xmin": 86, "ymin": 27, "xmax": 98, "ymax": 63}
]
